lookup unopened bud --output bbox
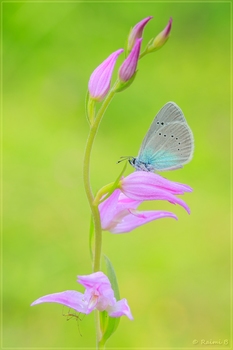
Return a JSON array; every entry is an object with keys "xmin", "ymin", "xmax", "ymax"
[{"xmin": 88, "ymin": 49, "xmax": 124, "ymax": 101}]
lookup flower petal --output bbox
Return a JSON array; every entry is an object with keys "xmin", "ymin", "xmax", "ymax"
[
  {"xmin": 121, "ymin": 172, "xmax": 192, "ymax": 195},
  {"xmin": 100, "ymin": 190, "xmax": 142, "ymax": 231},
  {"xmin": 31, "ymin": 290, "xmax": 89, "ymax": 313},
  {"xmin": 124, "ymin": 186, "xmax": 190, "ymax": 213},
  {"xmin": 99, "ymin": 190, "xmax": 121, "ymax": 229},
  {"xmin": 107, "ymin": 298, "xmax": 133, "ymax": 320},
  {"xmin": 109, "ymin": 209, "xmax": 177, "ymax": 233},
  {"xmin": 120, "ymin": 172, "xmax": 191, "ymax": 213},
  {"xmin": 78, "ymin": 271, "xmax": 111, "ymax": 289}
]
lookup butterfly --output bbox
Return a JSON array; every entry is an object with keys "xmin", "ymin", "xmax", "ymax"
[{"xmin": 122, "ymin": 102, "xmax": 194, "ymax": 172}]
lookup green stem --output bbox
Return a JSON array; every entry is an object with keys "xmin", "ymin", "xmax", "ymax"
[
  {"xmin": 95, "ymin": 310, "xmax": 103, "ymax": 348},
  {"xmin": 83, "ymin": 85, "xmax": 118, "ymax": 348},
  {"xmin": 93, "ymin": 182, "xmax": 115, "ymax": 206},
  {"xmin": 139, "ymin": 49, "xmax": 149, "ymax": 59},
  {"xmin": 88, "ymin": 98, "xmax": 96, "ymax": 125},
  {"xmin": 83, "ymin": 88, "xmax": 116, "ymax": 271}
]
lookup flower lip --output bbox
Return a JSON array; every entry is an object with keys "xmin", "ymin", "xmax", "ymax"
[{"xmin": 88, "ymin": 49, "xmax": 124, "ymax": 101}]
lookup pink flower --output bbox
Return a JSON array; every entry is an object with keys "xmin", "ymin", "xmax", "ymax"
[
  {"xmin": 118, "ymin": 38, "xmax": 142, "ymax": 82},
  {"xmin": 99, "ymin": 172, "xmax": 192, "ymax": 234},
  {"xmin": 120, "ymin": 172, "xmax": 192, "ymax": 214},
  {"xmin": 127, "ymin": 16, "xmax": 153, "ymax": 52},
  {"xmin": 88, "ymin": 49, "xmax": 124, "ymax": 101},
  {"xmin": 99, "ymin": 189, "xmax": 177, "ymax": 234},
  {"xmin": 31, "ymin": 272, "xmax": 133, "ymax": 320}
]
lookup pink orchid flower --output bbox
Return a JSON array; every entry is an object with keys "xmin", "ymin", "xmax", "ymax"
[
  {"xmin": 31, "ymin": 272, "xmax": 133, "ymax": 320},
  {"xmin": 100, "ymin": 189, "xmax": 177, "ymax": 234},
  {"xmin": 88, "ymin": 49, "xmax": 124, "ymax": 101},
  {"xmin": 99, "ymin": 172, "xmax": 192, "ymax": 234}
]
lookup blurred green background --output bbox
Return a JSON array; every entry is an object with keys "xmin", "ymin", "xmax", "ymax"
[{"xmin": 2, "ymin": 1, "xmax": 231, "ymax": 349}]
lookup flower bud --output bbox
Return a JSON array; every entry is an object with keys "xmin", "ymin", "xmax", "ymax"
[
  {"xmin": 127, "ymin": 16, "xmax": 153, "ymax": 53},
  {"xmin": 118, "ymin": 38, "xmax": 142, "ymax": 83},
  {"xmin": 148, "ymin": 17, "xmax": 172, "ymax": 52},
  {"xmin": 88, "ymin": 49, "xmax": 124, "ymax": 101}
]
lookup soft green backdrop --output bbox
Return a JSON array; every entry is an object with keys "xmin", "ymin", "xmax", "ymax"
[{"xmin": 2, "ymin": 1, "xmax": 231, "ymax": 349}]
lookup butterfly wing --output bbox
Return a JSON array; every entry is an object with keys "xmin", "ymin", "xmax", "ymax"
[
  {"xmin": 137, "ymin": 102, "xmax": 194, "ymax": 171},
  {"xmin": 138, "ymin": 101, "xmax": 188, "ymax": 153}
]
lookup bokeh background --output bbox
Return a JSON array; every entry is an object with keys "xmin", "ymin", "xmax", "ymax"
[{"xmin": 2, "ymin": 1, "xmax": 231, "ymax": 349}]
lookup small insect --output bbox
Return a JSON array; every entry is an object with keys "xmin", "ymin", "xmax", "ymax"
[
  {"xmin": 120, "ymin": 102, "xmax": 194, "ymax": 172},
  {"xmin": 62, "ymin": 308, "xmax": 84, "ymax": 336},
  {"xmin": 63, "ymin": 311, "xmax": 81, "ymax": 321}
]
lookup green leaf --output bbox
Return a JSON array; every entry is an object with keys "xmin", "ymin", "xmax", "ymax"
[
  {"xmin": 99, "ymin": 313, "xmax": 120, "ymax": 347},
  {"xmin": 99, "ymin": 310, "xmax": 108, "ymax": 333},
  {"xmin": 99, "ymin": 255, "xmax": 121, "ymax": 346},
  {"xmin": 104, "ymin": 255, "xmax": 120, "ymax": 300}
]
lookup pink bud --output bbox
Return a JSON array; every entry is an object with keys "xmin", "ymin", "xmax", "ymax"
[
  {"xmin": 88, "ymin": 49, "xmax": 124, "ymax": 101},
  {"xmin": 118, "ymin": 38, "xmax": 142, "ymax": 82},
  {"xmin": 151, "ymin": 17, "xmax": 172, "ymax": 50},
  {"xmin": 127, "ymin": 16, "xmax": 153, "ymax": 52}
]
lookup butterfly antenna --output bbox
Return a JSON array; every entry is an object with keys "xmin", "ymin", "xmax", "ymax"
[{"xmin": 117, "ymin": 156, "xmax": 133, "ymax": 164}]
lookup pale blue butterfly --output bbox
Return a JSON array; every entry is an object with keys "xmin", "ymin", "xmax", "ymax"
[{"xmin": 121, "ymin": 102, "xmax": 194, "ymax": 172}]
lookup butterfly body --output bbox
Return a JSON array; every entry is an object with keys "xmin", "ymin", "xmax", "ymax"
[
  {"xmin": 129, "ymin": 156, "xmax": 155, "ymax": 172},
  {"xmin": 129, "ymin": 102, "xmax": 194, "ymax": 172}
]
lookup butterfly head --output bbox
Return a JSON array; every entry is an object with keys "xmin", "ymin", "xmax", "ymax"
[
  {"xmin": 125, "ymin": 156, "xmax": 155, "ymax": 172},
  {"xmin": 118, "ymin": 156, "xmax": 138, "ymax": 168},
  {"xmin": 118, "ymin": 156, "xmax": 155, "ymax": 172}
]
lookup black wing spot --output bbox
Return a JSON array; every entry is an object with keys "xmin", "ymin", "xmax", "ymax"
[
  {"xmin": 176, "ymin": 137, "xmax": 178, "ymax": 140},
  {"xmin": 161, "ymin": 122, "xmax": 164, "ymax": 125},
  {"xmin": 171, "ymin": 135, "xmax": 174, "ymax": 138},
  {"xmin": 159, "ymin": 132, "xmax": 162, "ymax": 135},
  {"xmin": 156, "ymin": 121, "xmax": 160, "ymax": 125},
  {"xmin": 178, "ymin": 142, "xmax": 181, "ymax": 145},
  {"xmin": 164, "ymin": 134, "xmax": 166, "ymax": 137},
  {"xmin": 178, "ymin": 148, "xmax": 180, "ymax": 151}
]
